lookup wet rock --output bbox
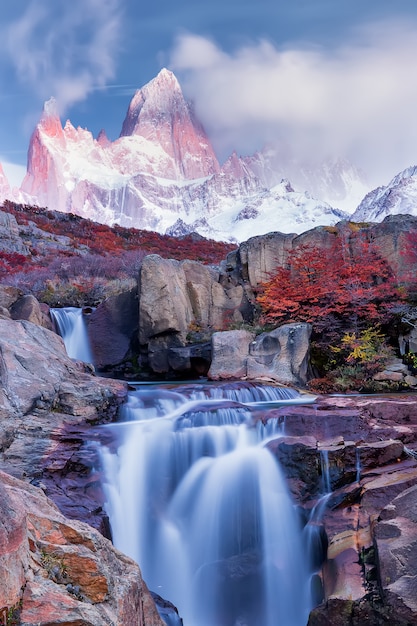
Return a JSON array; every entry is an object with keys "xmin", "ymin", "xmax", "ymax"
[{"xmin": 374, "ymin": 484, "xmax": 417, "ymax": 625}]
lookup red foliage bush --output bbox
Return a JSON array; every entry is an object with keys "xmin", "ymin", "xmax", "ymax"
[{"xmin": 257, "ymin": 234, "xmax": 402, "ymax": 329}]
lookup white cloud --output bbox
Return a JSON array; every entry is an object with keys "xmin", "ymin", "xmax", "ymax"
[
  {"xmin": 5, "ymin": 0, "xmax": 122, "ymax": 115},
  {"xmin": 0, "ymin": 159, "xmax": 26, "ymax": 188},
  {"xmin": 169, "ymin": 22, "xmax": 417, "ymax": 184}
]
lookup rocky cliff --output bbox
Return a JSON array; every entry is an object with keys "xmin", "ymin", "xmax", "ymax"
[{"xmin": 0, "ymin": 315, "xmax": 165, "ymax": 624}]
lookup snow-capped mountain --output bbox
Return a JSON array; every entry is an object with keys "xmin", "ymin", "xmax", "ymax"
[
  {"xmin": 8, "ymin": 68, "xmax": 370, "ymax": 241},
  {"xmin": 352, "ymin": 166, "xmax": 417, "ymax": 222},
  {"xmin": 242, "ymin": 148, "xmax": 369, "ymax": 213}
]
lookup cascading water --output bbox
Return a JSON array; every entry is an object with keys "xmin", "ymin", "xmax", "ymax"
[
  {"xmin": 302, "ymin": 449, "xmax": 332, "ymax": 608},
  {"xmin": 50, "ymin": 307, "xmax": 93, "ymax": 363},
  {"xmin": 99, "ymin": 382, "xmax": 314, "ymax": 626}
]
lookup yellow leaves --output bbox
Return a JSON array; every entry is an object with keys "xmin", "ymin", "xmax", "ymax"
[{"xmin": 339, "ymin": 326, "xmax": 388, "ymax": 364}]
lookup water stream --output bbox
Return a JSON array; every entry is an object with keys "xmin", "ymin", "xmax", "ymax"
[
  {"xmin": 53, "ymin": 307, "xmax": 317, "ymax": 625},
  {"xmin": 100, "ymin": 383, "xmax": 313, "ymax": 626},
  {"xmin": 50, "ymin": 307, "xmax": 93, "ymax": 363}
]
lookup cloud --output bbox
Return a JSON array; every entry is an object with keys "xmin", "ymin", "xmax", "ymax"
[
  {"xmin": 169, "ymin": 21, "xmax": 417, "ymax": 183},
  {"xmin": 0, "ymin": 158, "xmax": 26, "ymax": 188},
  {"xmin": 5, "ymin": 0, "xmax": 122, "ymax": 115}
]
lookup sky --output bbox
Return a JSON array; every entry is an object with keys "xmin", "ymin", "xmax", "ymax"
[{"xmin": 1, "ymin": 0, "xmax": 417, "ymax": 189}]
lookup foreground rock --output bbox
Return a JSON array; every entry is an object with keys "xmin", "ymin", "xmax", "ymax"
[
  {"xmin": 260, "ymin": 394, "xmax": 417, "ymax": 625},
  {"xmin": 0, "ymin": 470, "xmax": 164, "ymax": 626},
  {"xmin": 0, "ymin": 317, "xmax": 127, "ymax": 530},
  {"xmin": 0, "ymin": 317, "xmax": 168, "ymax": 623}
]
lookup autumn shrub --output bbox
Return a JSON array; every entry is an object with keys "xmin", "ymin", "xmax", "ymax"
[{"xmin": 256, "ymin": 234, "xmax": 404, "ymax": 388}]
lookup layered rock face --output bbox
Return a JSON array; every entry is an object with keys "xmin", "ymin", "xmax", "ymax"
[
  {"xmin": 262, "ymin": 394, "xmax": 417, "ymax": 625},
  {"xmin": 0, "ymin": 470, "xmax": 164, "ymax": 626},
  {"xmin": 0, "ymin": 315, "xmax": 167, "ymax": 623}
]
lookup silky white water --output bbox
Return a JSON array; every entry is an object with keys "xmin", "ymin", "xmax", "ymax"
[
  {"xmin": 51, "ymin": 307, "xmax": 93, "ymax": 363},
  {"xmin": 100, "ymin": 382, "xmax": 313, "ymax": 626}
]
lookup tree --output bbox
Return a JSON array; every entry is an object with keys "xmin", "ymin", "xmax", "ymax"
[{"xmin": 256, "ymin": 233, "xmax": 401, "ymax": 332}]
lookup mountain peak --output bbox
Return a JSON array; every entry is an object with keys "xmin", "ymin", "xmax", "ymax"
[
  {"xmin": 38, "ymin": 97, "xmax": 63, "ymax": 139},
  {"xmin": 120, "ymin": 68, "xmax": 219, "ymax": 179},
  {"xmin": 42, "ymin": 97, "xmax": 60, "ymax": 120}
]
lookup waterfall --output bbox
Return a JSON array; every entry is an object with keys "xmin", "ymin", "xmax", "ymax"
[
  {"xmin": 355, "ymin": 447, "xmax": 361, "ymax": 483},
  {"xmin": 50, "ymin": 307, "xmax": 93, "ymax": 363},
  {"xmin": 100, "ymin": 382, "xmax": 313, "ymax": 626},
  {"xmin": 302, "ymin": 448, "xmax": 332, "ymax": 609}
]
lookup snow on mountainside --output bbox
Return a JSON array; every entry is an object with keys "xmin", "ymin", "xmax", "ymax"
[
  {"xmin": 352, "ymin": 165, "xmax": 417, "ymax": 223},
  {"xmin": 14, "ymin": 68, "xmax": 366, "ymax": 241},
  {"xmin": 242, "ymin": 148, "xmax": 369, "ymax": 213}
]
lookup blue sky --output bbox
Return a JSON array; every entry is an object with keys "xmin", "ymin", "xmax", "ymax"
[{"xmin": 1, "ymin": 0, "xmax": 417, "ymax": 187}]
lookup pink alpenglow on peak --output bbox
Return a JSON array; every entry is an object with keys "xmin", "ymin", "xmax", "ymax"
[
  {"xmin": 120, "ymin": 69, "xmax": 220, "ymax": 179},
  {"xmin": 18, "ymin": 69, "xmax": 369, "ymax": 241}
]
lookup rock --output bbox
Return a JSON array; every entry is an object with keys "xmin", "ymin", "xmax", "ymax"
[
  {"xmin": 0, "ymin": 317, "xmax": 127, "ymax": 531},
  {"xmin": 138, "ymin": 254, "xmax": 246, "ymax": 375},
  {"xmin": 208, "ymin": 323, "xmax": 311, "ymax": 386},
  {"xmin": 10, "ymin": 294, "xmax": 52, "ymax": 329},
  {"xmin": 139, "ymin": 255, "xmax": 194, "ymax": 344},
  {"xmin": 373, "ymin": 370, "xmax": 404, "ymax": 382},
  {"xmin": 361, "ymin": 465, "xmax": 417, "ymax": 517},
  {"xmin": 0, "ymin": 284, "xmax": 23, "ymax": 309},
  {"xmin": 374, "ymin": 484, "xmax": 417, "ymax": 624},
  {"xmin": 267, "ymin": 436, "xmax": 320, "ymax": 499},
  {"xmin": 0, "ymin": 210, "xmax": 30, "ymax": 255},
  {"xmin": 168, "ymin": 342, "xmax": 211, "ymax": 375},
  {"xmin": 89, "ymin": 288, "xmax": 138, "ymax": 370},
  {"xmin": 0, "ymin": 470, "xmax": 164, "ymax": 626},
  {"xmin": 236, "ymin": 231, "xmax": 295, "ymax": 289},
  {"xmin": 247, "ymin": 323, "xmax": 311, "ymax": 386},
  {"xmin": 208, "ymin": 330, "xmax": 255, "ymax": 380},
  {"xmin": 181, "ymin": 259, "xmax": 218, "ymax": 327}
]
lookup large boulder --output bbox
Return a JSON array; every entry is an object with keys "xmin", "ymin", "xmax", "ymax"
[
  {"xmin": 0, "ymin": 285, "xmax": 23, "ymax": 309},
  {"xmin": 138, "ymin": 254, "xmax": 246, "ymax": 375},
  {"xmin": 88, "ymin": 288, "xmax": 139, "ymax": 371},
  {"xmin": 208, "ymin": 330, "xmax": 255, "ymax": 380},
  {"xmin": 247, "ymin": 323, "xmax": 311, "ymax": 386},
  {"xmin": 10, "ymin": 294, "xmax": 53, "ymax": 330},
  {"xmin": 208, "ymin": 323, "xmax": 311, "ymax": 386},
  {"xmin": 139, "ymin": 255, "xmax": 194, "ymax": 344},
  {"xmin": 0, "ymin": 470, "xmax": 164, "ymax": 626}
]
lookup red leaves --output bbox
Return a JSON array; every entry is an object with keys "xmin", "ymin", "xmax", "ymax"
[
  {"xmin": 257, "ymin": 234, "xmax": 402, "ymax": 328},
  {"xmin": 0, "ymin": 251, "xmax": 30, "ymax": 276},
  {"xmin": 2, "ymin": 201, "xmax": 236, "ymax": 265}
]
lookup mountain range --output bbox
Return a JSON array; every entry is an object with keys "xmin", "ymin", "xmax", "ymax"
[{"xmin": 1, "ymin": 69, "xmax": 416, "ymax": 242}]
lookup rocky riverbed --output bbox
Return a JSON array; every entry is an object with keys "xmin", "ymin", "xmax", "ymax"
[{"xmin": 0, "ymin": 315, "xmax": 417, "ymax": 624}]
